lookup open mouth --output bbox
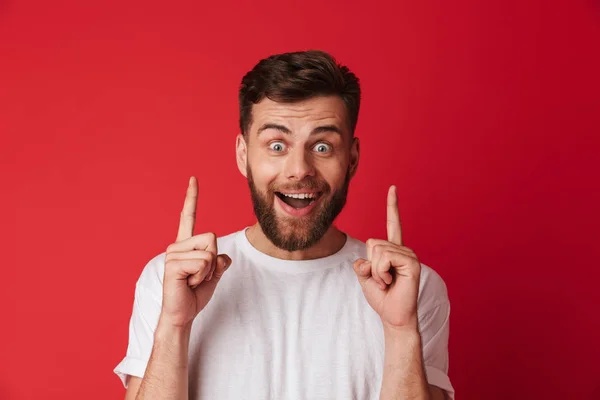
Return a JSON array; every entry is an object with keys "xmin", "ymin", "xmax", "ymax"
[{"xmin": 275, "ymin": 191, "xmax": 322, "ymax": 209}]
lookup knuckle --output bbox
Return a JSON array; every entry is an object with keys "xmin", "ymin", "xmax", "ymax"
[
  {"xmin": 165, "ymin": 254, "xmax": 180, "ymax": 266},
  {"xmin": 206, "ymin": 252, "xmax": 215, "ymax": 263},
  {"xmin": 196, "ymin": 250, "xmax": 208, "ymax": 259},
  {"xmin": 372, "ymin": 244, "xmax": 382, "ymax": 256},
  {"xmin": 366, "ymin": 238, "xmax": 376, "ymax": 248},
  {"xmin": 166, "ymin": 243, "xmax": 176, "ymax": 253},
  {"xmin": 205, "ymin": 232, "xmax": 217, "ymax": 241}
]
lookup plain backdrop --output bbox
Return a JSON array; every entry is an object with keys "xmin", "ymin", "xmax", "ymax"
[{"xmin": 1, "ymin": 0, "xmax": 599, "ymax": 399}]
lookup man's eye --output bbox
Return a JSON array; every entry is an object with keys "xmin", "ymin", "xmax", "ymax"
[
  {"xmin": 269, "ymin": 142, "xmax": 286, "ymax": 152},
  {"xmin": 313, "ymin": 143, "xmax": 331, "ymax": 153}
]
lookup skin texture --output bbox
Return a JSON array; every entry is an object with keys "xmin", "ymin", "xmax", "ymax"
[{"xmin": 124, "ymin": 95, "xmax": 448, "ymax": 400}]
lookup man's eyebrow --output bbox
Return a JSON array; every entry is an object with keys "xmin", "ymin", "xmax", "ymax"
[
  {"xmin": 257, "ymin": 123, "xmax": 291, "ymax": 136},
  {"xmin": 311, "ymin": 125, "xmax": 343, "ymax": 135},
  {"xmin": 256, "ymin": 123, "xmax": 343, "ymax": 136}
]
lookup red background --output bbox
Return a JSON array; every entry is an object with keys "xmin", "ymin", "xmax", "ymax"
[{"xmin": 1, "ymin": 0, "xmax": 598, "ymax": 399}]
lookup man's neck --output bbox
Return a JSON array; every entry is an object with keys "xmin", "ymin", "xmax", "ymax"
[{"xmin": 245, "ymin": 223, "xmax": 347, "ymax": 261}]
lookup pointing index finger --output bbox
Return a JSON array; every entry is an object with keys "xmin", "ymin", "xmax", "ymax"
[
  {"xmin": 176, "ymin": 176, "xmax": 198, "ymax": 242},
  {"xmin": 386, "ymin": 185, "xmax": 403, "ymax": 246}
]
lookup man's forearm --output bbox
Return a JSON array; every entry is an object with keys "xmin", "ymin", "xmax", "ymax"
[
  {"xmin": 136, "ymin": 321, "xmax": 192, "ymax": 400},
  {"xmin": 380, "ymin": 325, "xmax": 430, "ymax": 400}
]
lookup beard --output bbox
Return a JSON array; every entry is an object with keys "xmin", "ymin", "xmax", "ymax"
[{"xmin": 247, "ymin": 167, "xmax": 350, "ymax": 252}]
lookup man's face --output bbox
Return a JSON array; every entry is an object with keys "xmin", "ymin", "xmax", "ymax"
[{"xmin": 236, "ymin": 95, "xmax": 359, "ymax": 252}]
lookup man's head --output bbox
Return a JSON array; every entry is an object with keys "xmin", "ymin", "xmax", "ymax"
[{"xmin": 236, "ymin": 50, "xmax": 361, "ymax": 251}]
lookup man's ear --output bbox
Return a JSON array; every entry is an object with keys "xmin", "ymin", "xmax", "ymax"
[
  {"xmin": 236, "ymin": 133, "xmax": 248, "ymax": 178},
  {"xmin": 349, "ymin": 137, "xmax": 360, "ymax": 178}
]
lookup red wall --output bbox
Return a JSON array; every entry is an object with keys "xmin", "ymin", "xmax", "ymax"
[{"xmin": 1, "ymin": 1, "xmax": 598, "ymax": 399}]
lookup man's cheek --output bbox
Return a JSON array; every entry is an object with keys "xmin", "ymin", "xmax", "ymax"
[{"xmin": 256, "ymin": 166, "xmax": 280, "ymax": 188}]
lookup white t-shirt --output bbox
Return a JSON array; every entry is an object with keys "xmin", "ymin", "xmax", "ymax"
[{"xmin": 114, "ymin": 229, "xmax": 455, "ymax": 399}]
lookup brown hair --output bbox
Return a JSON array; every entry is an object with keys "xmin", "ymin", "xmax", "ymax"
[{"xmin": 238, "ymin": 50, "xmax": 361, "ymax": 137}]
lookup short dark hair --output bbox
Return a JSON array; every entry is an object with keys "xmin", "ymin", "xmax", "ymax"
[{"xmin": 238, "ymin": 50, "xmax": 361, "ymax": 137}]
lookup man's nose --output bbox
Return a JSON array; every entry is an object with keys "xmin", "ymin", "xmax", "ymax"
[{"xmin": 283, "ymin": 148, "xmax": 316, "ymax": 181}]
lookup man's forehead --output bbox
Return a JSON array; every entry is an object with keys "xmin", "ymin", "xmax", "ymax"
[{"xmin": 251, "ymin": 96, "xmax": 348, "ymax": 130}]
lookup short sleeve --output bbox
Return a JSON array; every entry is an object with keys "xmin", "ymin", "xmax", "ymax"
[
  {"xmin": 417, "ymin": 264, "xmax": 455, "ymax": 399},
  {"xmin": 113, "ymin": 254, "xmax": 165, "ymax": 388},
  {"xmin": 419, "ymin": 301, "xmax": 455, "ymax": 399}
]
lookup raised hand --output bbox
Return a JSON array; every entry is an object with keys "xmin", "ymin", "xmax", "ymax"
[
  {"xmin": 159, "ymin": 177, "xmax": 231, "ymax": 329},
  {"xmin": 353, "ymin": 185, "xmax": 421, "ymax": 330}
]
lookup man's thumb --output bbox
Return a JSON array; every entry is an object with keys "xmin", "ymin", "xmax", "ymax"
[
  {"xmin": 353, "ymin": 258, "xmax": 371, "ymax": 282},
  {"xmin": 213, "ymin": 254, "xmax": 231, "ymax": 280}
]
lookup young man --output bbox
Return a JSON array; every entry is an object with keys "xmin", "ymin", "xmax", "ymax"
[{"xmin": 114, "ymin": 50, "xmax": 454, "ymax": 400}]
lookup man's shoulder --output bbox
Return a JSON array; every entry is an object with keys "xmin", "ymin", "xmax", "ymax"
[
  {"xmin": 216, "ymin": 230, "xmax": 242, "ymax": 250},
  {"xmin": 134, "ymin": 252, "xmax": 166, "ymax": 294},
  {"xmin": 418, "ymin": 262, "xmax": 450, "ymax": 312},
  {"xmin": 342, "ymin": 234, "xmax": 368, "ymax": 259}
]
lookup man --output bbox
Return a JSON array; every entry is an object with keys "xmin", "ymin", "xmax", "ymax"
[{"xmin": 114, "ymin": 50, "xmax": 454, "ymax": 400}]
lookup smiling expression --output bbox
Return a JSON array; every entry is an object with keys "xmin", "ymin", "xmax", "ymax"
[{"xmin": 236, "ymin": 95, "xmax": 360, "ymax": 251}]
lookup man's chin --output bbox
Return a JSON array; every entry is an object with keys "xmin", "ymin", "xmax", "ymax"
[
  {"xmin": 269, "ymin": 232, "xmax": 318, "ymax": 252},
  {"xmin": 267, "ymin": 216, "xmax": 326, "ymax": 251},
  {"xmin": 274, "ymin": 215, "xmax": 315, "ymax": 235}
]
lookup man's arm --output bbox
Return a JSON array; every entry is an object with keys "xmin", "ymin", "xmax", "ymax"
[
  {"xmin": 351, "ymin": 187, "xmax": 452, "ymax": 399},
  {"xmin": 118, "ymin": 177, "xmax": 231, "ymax": 400},
  {"xmin": 380, "ymin": 325, "xmax": 447, "ymax": 400},
  {"xmin": 129, "ymin": 322, "xmax": 192, "ymax": 400},
  {"xmin": 124, "ymin": 377, "xmax": 142, "ymax": 400}
]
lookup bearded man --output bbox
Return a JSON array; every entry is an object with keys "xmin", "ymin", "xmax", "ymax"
[{"xmin": 114, "ymin": 50, "xmax": 454, "ymax": 400}]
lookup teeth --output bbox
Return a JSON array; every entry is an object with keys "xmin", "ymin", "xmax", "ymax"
[{"xmin": 282, "ymin": 193, "xmax": 316, "ymax": 199}]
